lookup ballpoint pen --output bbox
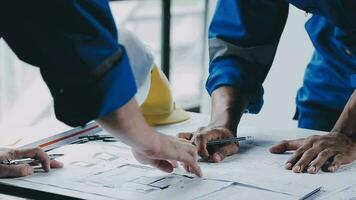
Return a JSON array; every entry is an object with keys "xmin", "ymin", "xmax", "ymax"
[
  {"xmin": 206, "ymin": 136, "xmax": 254, "ymax": 146},
  {"xmin": 299, "ymin": 186, "xmax": 323, "ymax": 200},
  {"xmin": 1, "ymin": 154, "xmax": 64, "ymax": 165}
]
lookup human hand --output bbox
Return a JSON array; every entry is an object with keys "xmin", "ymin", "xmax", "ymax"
[
  {"xmin": 269, "ymin": 133, "xmax": 356, "ymax": 174},
  {"xmin": 0, "ymin": 147, "xmax": 63, "ymax": 178},
  {"xmin": 178, "ymin": 126, "xmax": 238, "ymax": 163},
  {"xmin": 132, "ymin": 133, "xmax": 202, "ymax": 177}
]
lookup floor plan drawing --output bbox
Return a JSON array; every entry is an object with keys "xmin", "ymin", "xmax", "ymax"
[{"xmin": 13, "ymin": 137, "xmax": 356, "ymax": 200}]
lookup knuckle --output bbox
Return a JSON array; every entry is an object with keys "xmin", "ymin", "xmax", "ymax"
[
  {"xmin": 306, "ymin": 136, "xmax": 319, "ymax": 143},
  {"xmin": 280, "ymin": 140, "xmax": 289, "ymax": 145},
  {"xmin": 309, "ymin": 135, "xmax": 320, "ymax": 140},
  {"xmin": 319, "ymin": 149, "xmax": 332, "ymax": 157},
  {"xmin": 295, "ymin": 147, "xmax": 307, "ymax": 155},
  {"xmin": 304, "ymin": 148, "xmax": 316, "ymax": 156},
  {"xmin": 317, "ymin": 141, "xmax": 329, "ymax": 149}
]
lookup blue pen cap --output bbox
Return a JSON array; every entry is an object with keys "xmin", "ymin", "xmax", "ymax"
[{"xmin": 351, "ymin": 74, "xmax": 356, "ymax": 87}]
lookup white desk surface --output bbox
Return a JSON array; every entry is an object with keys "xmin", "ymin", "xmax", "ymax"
[{"xmin": 0, "ymin": 113, "xmax": 355, "ymax": 200}]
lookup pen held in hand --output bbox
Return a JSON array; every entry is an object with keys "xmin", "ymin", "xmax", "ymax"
[
  {"xmin": 1, "ymin": 154, "xmax": 64, "ymax": 165},
  {"xmin": 206, "ymin": 136, "xmax": 254, "ymax": 146},
  {"xmin": 191, "ymin": 136, "xmax": 254, "ymax": 146}
]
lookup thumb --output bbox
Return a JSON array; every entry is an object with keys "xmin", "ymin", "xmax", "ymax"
[{"xmin": 212, "ymin": 143, "xmax": 239, "ymax": 163}]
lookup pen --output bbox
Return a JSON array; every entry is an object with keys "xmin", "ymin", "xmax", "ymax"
[
  {"xmin": 299, "ymin": 186, "xmax": 323, "ymax": 200},
  {"xmin": 1, "ymin": 154, "xmax": 64, "ymax": 165},
  {"xmin": 205, "ymin": 136, "xmax": 254, "ymax": 146}
]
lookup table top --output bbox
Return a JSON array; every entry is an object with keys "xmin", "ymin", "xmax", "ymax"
[{"xmin": 0, "ymin": 113, "xmax": 354, "ymax": 200}]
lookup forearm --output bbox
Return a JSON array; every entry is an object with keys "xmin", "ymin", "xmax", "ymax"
[
  {"xmin": 332, "ymin": 90, "xmax": 356, "ymax": 141},
  {"xmin": 97, "ymin": 98, "xmax": 203, "ymax": 176},
  {"xmin": 97, "ymin": 98, "xmax": 159, "ymax": 153},
  {"xmin": 209, "ymin": 86, "xmax": 249, "ymax": 133}
]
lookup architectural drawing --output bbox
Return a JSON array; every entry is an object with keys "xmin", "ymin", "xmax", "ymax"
[{"xmin": 16, "ymin": 138, "xmax": 356, "ymax": 200}]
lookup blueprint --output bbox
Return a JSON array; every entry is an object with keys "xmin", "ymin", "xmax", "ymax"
[
  {"xmin": 11, "ymin": 140, "xmax": 313, "ymax": 199},
  {"xmin": 12, "ymin": 129, "xmax": 356, "ymax": 200},
  {"xmin": 18, "ymin": 143, "xmax": 233, "ymax": 200}
]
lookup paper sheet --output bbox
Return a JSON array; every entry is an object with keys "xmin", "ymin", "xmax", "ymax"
[
  {"xmin": 194, "ymin": 182, "xmax": 295, "ymax": 200},
  {"xmin": 5, "ymin": 113, "xmax": 356, "ymax": 200},
  {"xmin": 186, "ymin": 138, "xmax": 356, "ymax": 197},
  {"xmin": 19, "ymin": 143, "xmax": 232, "ymax": 200}
]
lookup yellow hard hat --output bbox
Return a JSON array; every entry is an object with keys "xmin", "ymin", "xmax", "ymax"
[
  {"xmin": 140, "ymin": 65, "xmax": 190, "ymax": 126},
  {"xmin": 120, "ymin": 28, "xmax": 189, "ymax": 126}
]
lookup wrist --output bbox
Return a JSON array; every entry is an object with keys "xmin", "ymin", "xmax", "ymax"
[
  {"xmin": 209, "ymin": 86, "xmax": 249, "ymax": 132},
  {"xmin": 331, "ymin": 90, "xmax": 356, "ymax": 141},
  {"xmin": 208, "ymin": 110, "xmax": 238, "ymax": 133},
  {"xmin": 330, "ymin": 128, "xmax": 356, "ymax": 142},
  {"xmin": 97, "ymin": 98, "xmax": 160, "ymax": 151}
]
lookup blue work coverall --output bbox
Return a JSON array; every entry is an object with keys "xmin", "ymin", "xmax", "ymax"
[
  {"xmin": 207, "ymin": 0, "xmax": 356, "ymax": 131},
  {"xmin": 0, "ymin": 1, "xmax": 137, "ymax": 127}
]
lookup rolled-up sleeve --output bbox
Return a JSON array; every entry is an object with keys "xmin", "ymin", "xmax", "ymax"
[
  {"xmin": 0, "ymin": 1, "xmax": 136, "ymax": 127},
  {"xmin": 207, "ymin": 0, "xmax": 289, "ymax": 113}
]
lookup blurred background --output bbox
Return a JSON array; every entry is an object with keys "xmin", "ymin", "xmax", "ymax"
[{"xmin": 0, "ymin": 0, "xmax": 313, "ymax": 129}]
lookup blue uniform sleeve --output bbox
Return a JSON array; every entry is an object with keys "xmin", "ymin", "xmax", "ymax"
[
  {"xmin": 0, "ymin": 1, "xmax": 137, "ymax": 127},
  {"xmin": 207, "ymin": 0, "xmax": 289, "ymax": 113}
]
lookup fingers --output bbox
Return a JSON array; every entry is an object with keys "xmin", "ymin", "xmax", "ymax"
[
  {"xmin": 328, "ymin": 154, "xmax": 344, "ymax": 172},
  {"xmin": 50, "ymin": 160, "xmax": 64, "ymax": 169},
  {"xmin": 194, "ymin": 135, "xmax": 210, "ymax": 160},
  {"xmin": 194, "ymin": 129, "xmax": 234, "ymax": 161},
  {"xmin": 292, "ymin": 148, "xmax": 319, "ymax": 173},
  {"xmin": 178, "ymin": 132, "xmax": 193, "ymax": 141},
  {"xmin": 307, "ymin": 149, "xmax": 334, "ymax": 174},
  {"xmin": 177, "ymin": 156, "xmax": 202, "ymax": 177},
  {"xmin": 15, "ymin": 148, "xmax": 51, "ymax": 172},
  {"xmin": 269, "ymin": 139, "xmax": 304, "ymax": 154},
  {"xmin": 0, "ymin": 164, "xmax": 34, "ymax": 178},
  {"xmin": 186, "ymin": 159, "xmax": 202, "ymax": 177},
  {"xmin": 212, "ymin": 143, "xmax": 239, "ymax": 163},
  {"xmin": 284, "ymin": 141, "xmax": 313, "ymax": 170},
  {"xmin": 178, "ymin": 147, "xmax": 202, "ymax": 177}
]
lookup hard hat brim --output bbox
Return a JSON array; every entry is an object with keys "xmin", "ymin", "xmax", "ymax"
[{"xmin": 143, "ymin": 106, "xmax": 190, "ymax": 126}]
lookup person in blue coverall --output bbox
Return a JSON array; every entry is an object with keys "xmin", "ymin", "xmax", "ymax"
[
  {"xmin": 179, "ymin": 0, "xmax": 356, "ymax": 174},
  {"xmin": 0, "ymin": 1, "xmax": 202, "ymax": 178}
]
